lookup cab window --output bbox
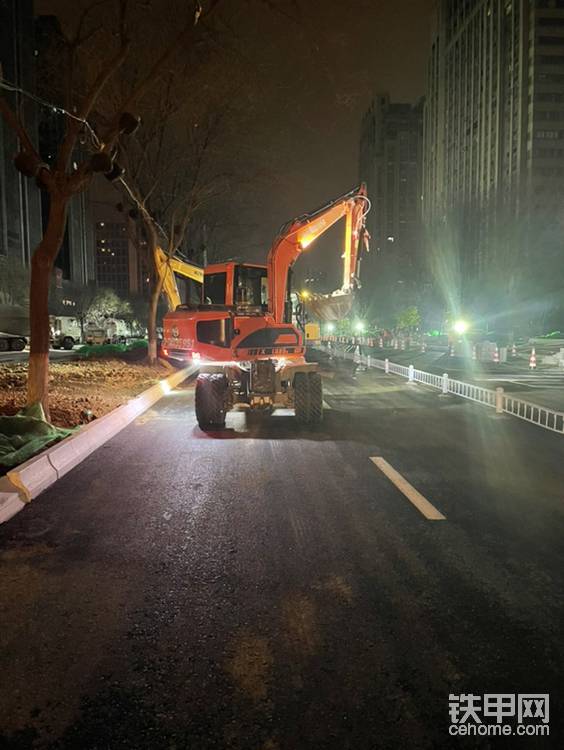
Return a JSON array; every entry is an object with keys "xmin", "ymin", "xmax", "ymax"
[
  {"xmin": 204, "ymin": 272, "xmax": 227, "ymax": 304},
  {"xmin": 196, "ymin": 318, "xmax": 232, "ymax": 347},
  {"xmin": 234, "ymin": 266, "xmax": 268, "ymax": 308}
]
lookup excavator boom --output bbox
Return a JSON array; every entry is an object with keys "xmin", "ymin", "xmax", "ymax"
[{"xmin": 267, "ymin": 183, "xmax": 370, "ymax": 323}]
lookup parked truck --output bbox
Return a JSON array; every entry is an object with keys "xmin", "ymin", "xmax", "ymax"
[
  {"xmin": 50, "ymin": 315, "xmax": 81, "ymax": 349},
  {"xmin": 0, "ymin": 304, "xmax": 28, "ymax": 352}
]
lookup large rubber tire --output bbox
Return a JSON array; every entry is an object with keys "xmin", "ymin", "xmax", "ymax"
[
  {"xmin": 195, "ymin": 373, "xmax": 228, "ymax": 429},
  {"xmin": 9, "ymin": 337, "xmax": 26, "ymax": 352},
  {"xmin": 308, "ymin": 372, "xmax": 323, "ymax": 424},
  {"xmin": 62, "ymin": 336, "xmax": 74, "ymax": 350},
  {"xmin": 0, "ymin": 339, "xmax": 9, "ymax": 352},
  {"xmin": 294, "ymin": 372, "xmax": 310, "ymax": 424}
]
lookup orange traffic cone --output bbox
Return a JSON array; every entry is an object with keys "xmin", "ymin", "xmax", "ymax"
[{"xmin": 529, "ymin": 348, "xmax": 537, "ymax": 370}]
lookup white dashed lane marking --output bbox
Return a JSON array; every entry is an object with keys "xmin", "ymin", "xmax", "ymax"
[{"xmin": 370, "ymin": 456, "xmax": 446, "ymax": 521}]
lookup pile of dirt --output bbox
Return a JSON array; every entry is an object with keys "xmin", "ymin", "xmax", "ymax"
[{"xmin": 0, "ymin": 359, "xmax": 173, "ymax": 429}]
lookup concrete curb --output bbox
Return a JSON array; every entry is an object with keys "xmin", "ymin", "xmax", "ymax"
[
  {"xmin": 1, "ymin": 364, "xmax": 197, "ymax": 522},
  {"xmin": 0, "ymin": 477, "xmax": 26, "ymax": 524}
]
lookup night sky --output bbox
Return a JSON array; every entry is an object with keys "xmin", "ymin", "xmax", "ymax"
[{"xmin": 38, "ymin": 0, "xmax": 433, "ymax": 284}]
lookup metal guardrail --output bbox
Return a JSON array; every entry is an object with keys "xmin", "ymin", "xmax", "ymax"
[{"xmin": 320, "ymin": 338, "xmax": 564, "ymax": 436}]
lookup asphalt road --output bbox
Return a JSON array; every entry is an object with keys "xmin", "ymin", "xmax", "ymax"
[
  {"xmin": 1, "ymin": 357, "xmax": 563, "ymax": 749},
  {"xmin": 0, "ymin": 348, "xmax": 78, "ymax": 364}
]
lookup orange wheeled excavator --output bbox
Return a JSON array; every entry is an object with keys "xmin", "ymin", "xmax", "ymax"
[{"xmin": 161, "ymin": 184, "xmax": 370, "ymax": 429}]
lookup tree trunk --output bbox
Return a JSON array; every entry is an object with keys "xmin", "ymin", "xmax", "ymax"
[
  {"xmin": 147, "ymin": 284, "xmax": 160, "ymax": 364},
  {"xmin": 28, "ymin": 194, "xmax": 69, "ymax": 417},
  {"xmin": 144, "ymin": 221, "xmax": 164, "ymax": 365}
]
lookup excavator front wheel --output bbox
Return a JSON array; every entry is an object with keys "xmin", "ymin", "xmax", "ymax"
[
  {"xmin": 294, "ymin": 372, "xmax": 323, "ymax": 425},
  {"xmin": 195, "ymin": 373, "xmax": 228, "ymax": 430}
]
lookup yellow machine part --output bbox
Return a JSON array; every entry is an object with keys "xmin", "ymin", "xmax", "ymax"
[
  {"xmin": 154, "ymin": 246, "xmax": 204, "ymax": 311},
  {"xmin": 304, "ymin": 322, "xmax": 321, "ymax": 344}
]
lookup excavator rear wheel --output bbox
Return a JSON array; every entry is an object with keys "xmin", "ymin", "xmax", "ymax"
[
  {"xmin": 294, "ymin": 371, "xmax": 323, "ymax": 425},
  {"xmin": 195, "ymin": 373, "xmax": 228, "ymax": 429},
  {"xmin": 308, "ymin": 372, "xmax": 323, "ymax": 424},
  {"xmin": 294, "ymin": 372, "xmax": 310, "ymax": 423}
]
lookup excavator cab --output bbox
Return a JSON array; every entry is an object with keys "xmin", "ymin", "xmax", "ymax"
[{"xmin": 203, "ymin": 263, "xmax": 269, "ymax": 313}]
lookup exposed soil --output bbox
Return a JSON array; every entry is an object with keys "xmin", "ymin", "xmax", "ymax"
[{"xmin": 0, "ymin": 358, "xmax": 173, "ymax": 428}]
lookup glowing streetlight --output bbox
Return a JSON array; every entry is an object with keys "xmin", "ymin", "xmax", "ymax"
[
  {"xmin": 326, "ymin": 322, "xmax": 335, "ymax": 333},
  {"xmin": 354, "ymin": 320, "xmax": 365, "ymax": 333},
  {"xmin": 453, "ymin": 319, "xmax": 469, "ymax": 335}
]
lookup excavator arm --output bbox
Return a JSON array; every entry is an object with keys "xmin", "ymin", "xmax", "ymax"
[
  {"xmin": 267, "ymin": 183, "xmax": 370, "ymax": 323},
  {"xmin": 154, "ymin": 245, "xmax": 204, "ymax": 311}
]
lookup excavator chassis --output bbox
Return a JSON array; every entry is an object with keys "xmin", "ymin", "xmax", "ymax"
[{"xmin": 194, "ymin": 359, "xmax": 323, "ymax": 430}]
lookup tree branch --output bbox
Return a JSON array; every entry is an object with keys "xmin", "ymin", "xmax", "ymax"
[
  {"xmin": 119, "ymin": 0, "xmax": 223, "ymax": 114},
  {"xmin": 56, "ymin": 1, "xmax": 130, "ymax": 173}
]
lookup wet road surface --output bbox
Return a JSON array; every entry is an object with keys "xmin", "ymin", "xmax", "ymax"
[{"xmin": 1, "ymin": 358, "xmax": 563, "ymax": 749}]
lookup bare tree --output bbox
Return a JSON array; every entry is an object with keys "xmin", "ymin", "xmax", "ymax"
[
  {"xmin": 0, "ymin": 0, "xmax": 222, "ymax": 416},
  {"xmin": 120, "ymin": 103, "xmax": 231, "ymax": 362}
]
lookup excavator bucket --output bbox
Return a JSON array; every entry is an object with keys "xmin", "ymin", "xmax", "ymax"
[{"xmin": 306, "ymin": 291, "xmax": 354, "ymax": 322}]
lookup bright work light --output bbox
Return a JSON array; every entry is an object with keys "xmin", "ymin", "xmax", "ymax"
[
  {"xmin": 453, "ymin": 320, "xmax": 469, "ymax": 335},
  {"xmin": 354, "ymin": 320, "xmax": 365, "ymax": 333}
]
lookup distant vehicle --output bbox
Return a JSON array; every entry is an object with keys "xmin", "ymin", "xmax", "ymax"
[
  {"xmin": 50, "ymin": 315, "xmax": 81, "ymax": 350},
  {"xmin": 1, "ymin": 304, "xmax": 140, "ymax": 352},
  {"xmin": 83, "ymin": 318, "xmax": 133, "ymax": 346},
  {"xmin": 0, "ymin": 304, "xmax": 28, "ymax": 352},
  {"xmin": 85, "ymin": 325, "xmax": 107, "ymax": 346},
  {"xmin": 0, "ymin": 333, "xmax": 26, "ymax": 352}
]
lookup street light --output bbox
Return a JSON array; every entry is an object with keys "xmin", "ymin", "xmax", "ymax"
[
  {"xmin": 354, "ymin": 320, "xmax": 365, "ymax": 333},
  {"xmin": 453, "ymin": 319, "xmax": 469, "ymax": 335},
  {"xmin": 326, "ymin": 322, "xmax": 335, "ymax": 333}
]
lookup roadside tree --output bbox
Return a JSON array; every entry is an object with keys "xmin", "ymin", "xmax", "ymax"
[
  {"xmin": 0, "ymin": 0, "xmax": 221, "ymax": 416},
  {"xmin": 396, "ymin": 306, "xmax": 421, "ymax": 333}
]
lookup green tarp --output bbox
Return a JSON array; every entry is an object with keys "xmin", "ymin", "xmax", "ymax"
[{"xmin": 0, "ymin": 403, "xmax": 74, "ymax": 469}]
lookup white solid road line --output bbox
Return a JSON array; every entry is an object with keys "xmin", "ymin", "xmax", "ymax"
[{"xmin": 369, "ymin": 456, "xmax": 446, "ymax": 521}]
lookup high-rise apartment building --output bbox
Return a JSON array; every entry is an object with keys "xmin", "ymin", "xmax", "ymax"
[
  {"xmin": 424, "ymin": 0, "xmax": 564, "ymax": 326},
  {"xmin": 91, "ymin": 178, "xmax": 146, "ymax": 297},
  {"xmin": 0, "ymin": 6, "xmax": 95, "ymax": 288},
  {"xmin": 0, "ymin": 0, "xmax": 42, "ymax": 265},
  {"xmin": 35, "ymin": 15, "xmax": 95, "ymax": 287},
  {"xmin": 359, "ymin": 94, "xmax": 424, "ymax": 322}
]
